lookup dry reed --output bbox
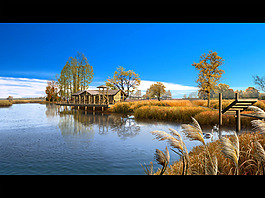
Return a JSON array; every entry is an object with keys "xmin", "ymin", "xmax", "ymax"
[
  {"xmin": 148, "ymin": 116, "xmax": 265, "ymax": 175},
  {"xmin": 220, "ymin": 132, "xmax": 239, "ymax": 174}
]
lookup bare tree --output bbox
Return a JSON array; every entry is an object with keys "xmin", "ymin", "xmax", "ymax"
[{"xmin": 253, "ymin": 75, "xmax": 265, "ymax": 93}]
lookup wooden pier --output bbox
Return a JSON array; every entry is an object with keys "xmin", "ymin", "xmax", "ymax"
[{"xmin": 219, "ymin": 93, "xmax": 258, "ymax": 132}]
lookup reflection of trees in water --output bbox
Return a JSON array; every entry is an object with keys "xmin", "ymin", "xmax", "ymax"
[
  {"xmin": 45, "ymin": 103, "xmax": 60, "ymax": 118},
  {"xmin": 58, "ymin": 108, "xmax": 141, "ymax": 140},
  {"xmin": 58, "ymin": 110, "xmax": 95, "ymax": 147},
  {"xmin": 111, "ymin": 115, "xmax": 140, "ymax": 139}
]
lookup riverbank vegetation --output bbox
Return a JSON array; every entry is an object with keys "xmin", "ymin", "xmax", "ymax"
[
  {"xmin": 109, "ymin": 99, "xmax": 265, "ymax": 126},
  {"xmin": 0, "ymin": 100, "xmax": 12, "ymax": 107},
  {"xmin": 0, "ymin": 99, "xmax": 47, "ymax": 107},
  {"xmin": 148, "ymin": 118, "xmax": 265, "ymax": 175}
]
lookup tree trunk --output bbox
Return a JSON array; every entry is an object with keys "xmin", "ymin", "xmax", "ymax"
[{"xmin": 207, "ymin": 92, "xmax": 210, "ymax": 108}]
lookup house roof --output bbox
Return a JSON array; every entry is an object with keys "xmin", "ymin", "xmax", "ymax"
[
  {"xmin": 97, "ymin": 85, "xmax": 108, "ymax": 89},
  {"xmin": 72, "ymin": 89, "xmax": 126, "ymax": 96},
  {"xmin": 72, "ymin": 90, "xmax": 87, "ymax": 96}
]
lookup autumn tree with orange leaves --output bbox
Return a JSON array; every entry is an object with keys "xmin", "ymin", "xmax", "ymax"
[
  {"xmin": 45, "ymin": 80, "xmax": 59, "ymax": 102},
  {"xmin": 192, "ymin": 50, "xmax": 225, "ymax": 108}
]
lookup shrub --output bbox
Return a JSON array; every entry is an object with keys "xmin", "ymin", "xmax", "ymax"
[{"xmin": 109, "ymin": 102, "xmax": 133, "ymax": 113}]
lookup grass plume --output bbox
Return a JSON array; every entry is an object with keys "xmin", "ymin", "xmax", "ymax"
[
  {"xmin": 155, "ymin": 147, "xmax": 170, "ymax": 175},
  {"xmin": 220, "ymin": 132, "xmax": 239, "ymax": 174}
]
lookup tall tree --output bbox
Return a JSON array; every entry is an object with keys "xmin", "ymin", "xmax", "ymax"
[
  {"xmin": 147, "ymin": 82, "xmax": 166, "ymax": 101},
  {"xmin": 57, "ymin": 52, "xmax": 94, "ymax": 98},
  {"xmin": 192, "ymin": 50, "xmax": 225, "ymax": 107},
  {"xmin": 106, "ymin": 66, "xmax": 141, "ymax": 96},
  {"xmin": 76, "ymin": 52, "xmax": 94, "ymax": 91}
]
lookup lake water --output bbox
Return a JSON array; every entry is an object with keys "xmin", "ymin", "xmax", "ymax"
[{"xmin": 0, "ymin": 103, "xmax": 234, "ymax": 175}]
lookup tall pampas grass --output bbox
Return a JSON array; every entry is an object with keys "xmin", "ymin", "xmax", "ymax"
[
  {"xmin": 181, "ymin": 117, "xmax": 217, "ymax": 175},
  {"xmin": 247, "ymin": 106, "xmax": 265, "ymax": 114},
  {"xmin": 220, "ymin": 132, "xmax": 240, "ymax": 175},
  {"xmin": 181, "ymin": 117, "xmax": 205, "ymax": 145},
  {"xmin": 254, "ymin": 140, "xmax": 265, "ymax": 174},
  {"xmin": 155, "ymin": 147, "xmax": 170, "ymax": 175},
  {"xmin": 151, "ymin": 129, "xmax": 189, "ymax": 174},
  {"xmin": 251, "ymin": 120, "xmax": 265, "ymax": 134}
]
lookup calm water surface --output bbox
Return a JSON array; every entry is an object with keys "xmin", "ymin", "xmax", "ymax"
[{"xmin": 0, "ymin": 103, "xmax": 234, "ymax": 175}]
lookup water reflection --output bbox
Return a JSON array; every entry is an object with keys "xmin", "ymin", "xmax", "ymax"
[
  {"xmin": 56, "ymin": 107, "xmax": 141, "ymax": 141},
  {"xmin": 46, "ymin": 104, "xmax": 239, "ymax": 147}
]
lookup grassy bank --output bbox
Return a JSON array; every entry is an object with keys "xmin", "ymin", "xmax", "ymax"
[
  {"xmin": 109, "ymin": 99, "xmax": 265, "ymax": 126},
  {"xmin": 0, "ymin": 100, "xmax": 12, "ymax": 107},
  {"xmin": 134, "ymin": 106, "xmax": 208, "ymax": 123},
  {"xmin": 0, "ymin": 99, "xmax": 46, "ymax": 107},
  {"xmin": 194, "ymin": 110, "xmax": 256, "ymax": 128}
]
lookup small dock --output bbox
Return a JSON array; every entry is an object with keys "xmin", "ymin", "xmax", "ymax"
[
  {"xmin": 219, "ymin": 93, "xmax": 258, "ymax": 132},
  {"xmin": 56, "ymin": 102, "xmax": 113, "ymax": 111}
]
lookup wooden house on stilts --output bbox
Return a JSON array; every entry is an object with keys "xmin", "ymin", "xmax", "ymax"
[{"xmin": 57, "ymin": 85, "xmax": 128, "ymax": 111}]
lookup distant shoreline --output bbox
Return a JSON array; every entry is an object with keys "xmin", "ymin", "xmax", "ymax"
[{"xmin": 0, "ymin": 99, "xmax": 47, "ymax": 107}]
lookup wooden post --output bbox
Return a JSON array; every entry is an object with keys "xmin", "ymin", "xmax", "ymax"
[
  {"xmin": 219, "ymin": 93, "xmax": 222, "ymax": 127},
  {"xmin": 79, "ymin": 95, "xmax": 81, "ymax": 104},
  {"xmin": 102, "ymin": 88, "xmax": 105, "ymax": 105},
  {"xmin": 107, "ymin": 88, "xmax": 109, "ymax": 105},
  {"xmin": 236, "ymin": 110, "xmax": 241, "ymax": 132},
  {"xmin": 94, "ymin": 96, "xmax": 95, "ymax": 104},
  {"xmin": 235, "ymin": 92, "xmax": 239, "ymax": 101}
]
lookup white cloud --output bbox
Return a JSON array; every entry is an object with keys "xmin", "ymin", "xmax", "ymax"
[
  {"xmin": 0, "ymin": 76, "xmax": 47, "ymax": 98},
  {"xmin": 137, "ymin": 80, "xmax": 198, "ymax": 98},
  {"xmin": 0, "ymin": 77, "xmax": 198, "ymax": 99}
]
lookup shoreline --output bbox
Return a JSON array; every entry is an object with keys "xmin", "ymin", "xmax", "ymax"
[{"xmin": 0, "ymin": 99, "xmax": 49, "ymax": 107}]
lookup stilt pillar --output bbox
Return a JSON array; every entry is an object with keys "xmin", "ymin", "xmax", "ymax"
[{"xmin": 236, "ymin": 110, "xmax": 241, "ymax": 132}]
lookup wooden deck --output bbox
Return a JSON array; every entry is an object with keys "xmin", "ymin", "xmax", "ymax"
[
  {"xmin": 57, "ymin": 103, "xmax": 110, "ymax": 107},
  {"xmin": 222, "ymin": 98, "xmax": 258, "ymax": 115},
  {"xmin": 219, "ymin": 93, "xmax": 259, "ymax": 132},
  {"xmin": 56, "ymin": 102, "xmax": 114, "ymax": 111}
]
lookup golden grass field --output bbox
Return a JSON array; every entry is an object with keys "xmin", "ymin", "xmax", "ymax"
[
  {"xmin": 0, "ymin": 99, "xmax": 46, "ymax": 107},
  {"xmin": 109, "ymin": 99, "xmax": 265, "ymax": 126},
  {"xmin": 0, "ymin": 100, "xmax": 12, "ymax": 107}
]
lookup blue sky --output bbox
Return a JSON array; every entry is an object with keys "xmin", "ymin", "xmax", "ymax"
[{"xmin": 1, "ymin": 23, "xmax": 265, "ymax": 98}]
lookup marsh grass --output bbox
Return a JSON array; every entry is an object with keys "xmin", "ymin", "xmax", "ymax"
[
  {"xmin": 0, "ymin": 99, "xmax": 45, "ymax": 107},
  {"xmin": 194, "ymin": 110, "xmax": 256, "ymax": 128},
  {"xmin": 135, "ymin": 106, "xmax": 208, "ymax": 123},
  {"xmin": 0, "ymin": 100, "xmax": 12, "ymax": 107},
  {"xmin": 110, "ymin": 99, "xmax": 264, "ymax": 127},
  {"xmin": 109, "ymin": 100, "xmax": 194, "ymax": 113}
]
